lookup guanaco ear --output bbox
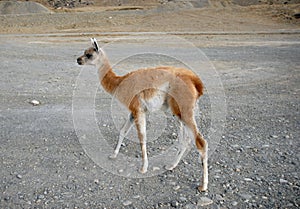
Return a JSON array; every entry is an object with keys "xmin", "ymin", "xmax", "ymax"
[{"xmin": 90, "ymin": 38, "xmax": 99, "ymax": 52}]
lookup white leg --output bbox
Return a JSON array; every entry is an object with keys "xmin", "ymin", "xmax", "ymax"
[
  {"xmin": 200, "ymin": 142, "xmax": 208, "ymax": 191},
  {"xmin": 109, "ymin": 114, "xmax": 134, "ymax": 159},
  {"xmin": 135, "ymin": 112, "xmax": 148, "ymax": 173},
  {"xmin": 166, "ymin": 121, "xmax": 188, "ymax": 170}
]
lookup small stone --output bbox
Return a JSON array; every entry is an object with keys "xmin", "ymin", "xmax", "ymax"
[
  {"xmin": 184, "ymin": 203, "xmax": 197, "ymax": 209},
  {"xmin": 232, "ymin": 201, "xmax": 238, "ymax": 206},
  {"xmin": 173, "ymin": 185, "xmax": 180, "ymax": 191},
  {"xmin": 239, "ymin": 193, "xmax": 252, "ymax": 200},
  {"xmin": 133, "ymin": 195, "xmax": 140, "ymax": 199},
  {"xmin": 244, "ymin": 178, "xmax": 253, "ymax": 182},
  {"xmin": 123, "ymin": 200, "xmax": 132, "ymax": 206},
  {"xmin": 215, "ymin": 194, "xmax": 224, "ymax": 201},
  {"xmin": 153, "ymin": 167, "xmax": 160, "ymax": 171},
  {"xmin": 37, "ymin": 194, "xmax": 45, "ymax": 199},
  {"xmin": 29, "ymin": 100, "xmax": 40, "ymax": 106},
  {"xmin": 118, "ymin": 169, "xmax": 124, "ymax": 173},
  {"xmin": 179, "ymin": 196, "xmax": 187, "ymax": 202},
  {"xmin": 197, "ymin": 197, "xmax": 213, "ymax": 206},
  {"xmin": 16, "ymin": 174, "xmax": 22, "ymax": 179},
  {"xmin": 271, "ymin": 135, "xmax": 278, "ymax": 138},
  {"xmin": 279, "ymin": 178, "xmax": 288, "ymax": 184},
  {"xmin": 171, "ymin": 201, "xmax": 179, "ymax": 207},
  {"xmin": 94, "ymin": 179, "xmax": 99, "ymax": 184},
  {"xmin": 169, "ymin": 181, "xmax": 176, "ymax": 186}
]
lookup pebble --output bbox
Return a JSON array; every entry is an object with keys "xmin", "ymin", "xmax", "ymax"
[
  {"xmin": 244, "ymin": 178, "xmax": 253, "ymax": 182},
  {"xmin": 279, "ymin": 178, "xmax": 288, "ymax": 184},
  {"xmin": 123, "ymin": 200, "xmax": 132, "ymax": 206},
  {"xmin": 133, "ymin": 195, "xmax": 140, "ymax": 199},
  {"xmin": 171, "ymin": 201, "xmax": 179, "ymax": 207},
  {"xmin": 37, "ymin": 194, "xmax": 45, "ymax": 199},
  {"xmin": 232, "ymin": 201, "xmax": 238, "ymax": 206},
  {"xmin": 215, "ymin": 194, "xmax": 224, "ymax": 201},
  {"xmin": 197, "ymin": 197, "xmax": 213, "ymax": 206},
  {"xmin": 29, "ymin": 99, "xmax": 40, "ymax": 106},
  {"xmin": 184, "ymin": 203, "xmax": 197, "ymax": 209},
  {"xmin": 16, "ymin": 174, "xmax": 22, "ymax": 179},
  {"xmin": 179, "ymin": 196, "xmax": 187, "ymax": 202},
  {"xmin": 173, "ymin": 185, "xmax": 180, "ymax": 191},
  {"xmin": 239, "ymin": 193, "xmax": 252, "ymax": 200}
]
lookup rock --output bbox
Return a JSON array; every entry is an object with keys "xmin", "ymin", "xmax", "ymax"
[
  {"xmin": 123, "ymin": 200, "xmax": 132, "ymax": 206},
  {"xmin": 239, "ymin": 193, "xmax": 252, "ymax": 200},
  {"xmin": 184, "ymin": 203, "xmax": 197, "ymax": 209},
  {"xmin": 171, "ymin": 200, "xmax": 179, "ymax": 207},
  {"xmin": 179, "ymin": 196, "xmax": 187, "ymax": 202},
  {"xmin": 294, "ymin": 13, "xmax": 300, "ymax": 19},
  {"xmin": 279, "ymin": 178, "xmax": 288, "ymax": 184},
  {"xmin": 0, "ymin": 1, "xmax": 52, "ymax": 15},
  {"xmin": 232, "ymin": 201, "xmax": 238, "ymax": 206},
  {"xmin": 16, "ymin": 174, "xmax": 22, "ymax": 179},
  {"xmin": 197, "ymin": 197, "xmax": 213, "ymax": 206},
  {"xmin": 133, "ymin": 195, "xmax": 140, "ymax": 199},
  {"xmin": 215, "ymin": 194, "xmax": 224, "ymax": 201},
  {"xmin": 29, "ymin": 99, "xmax": 40, "ymax": 106},
  {"xmin": 37, "ymin": 194, "xmax": 45, "ymax": 199},
  {"xmin": 173, "ymin": 185, "xmax": 180, "ymax": 191},
  {"xmin": 244, "ymin": 178, "xmax": 253, "ymax": 182}
]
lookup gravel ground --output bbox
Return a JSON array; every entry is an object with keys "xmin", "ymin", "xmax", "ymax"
[
  {"xmin": 0, "ymin": 33, "xmax": 299, "ymax": 208},
  {"xmin": 0, "ymin": 2, "xmax": 300, "ymax": 208}
]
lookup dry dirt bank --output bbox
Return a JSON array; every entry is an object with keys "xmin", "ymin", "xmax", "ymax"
[{"xmin": 0, "ymin": 0, "xmax": 299, "ymax": 34}]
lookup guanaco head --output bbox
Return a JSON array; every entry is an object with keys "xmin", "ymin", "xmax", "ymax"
[{"xmin": 77, "ymin": 38, "xmax": 105, "ymax": 66}]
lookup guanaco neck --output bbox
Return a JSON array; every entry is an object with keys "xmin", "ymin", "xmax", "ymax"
[{"xmin": 96, "ymin": 54, "xmax": 122, "ymax": 95}]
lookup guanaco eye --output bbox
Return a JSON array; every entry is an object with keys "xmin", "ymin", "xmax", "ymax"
[{"xmin": 86, "ymin": 54, "xmax": 92, "ymax": 59}]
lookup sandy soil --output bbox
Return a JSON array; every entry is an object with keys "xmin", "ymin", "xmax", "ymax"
[{"xmin": 0, "ymin": 1, "xmax": 299, "ymax": 34}]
